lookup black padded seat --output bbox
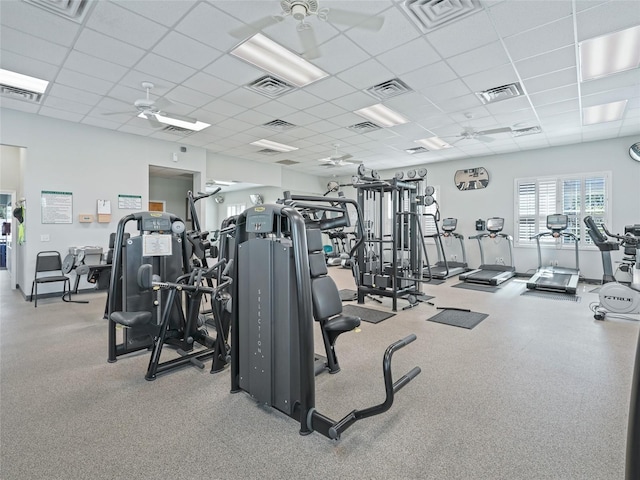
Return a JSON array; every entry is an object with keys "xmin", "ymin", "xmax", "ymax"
[
  {"xmin": 110, "ymin": 311, "xmax": 153, "ymax": 328},
  {"xmin": 307, "ymin": 228, "xmax": 360, "ymax": 373}
]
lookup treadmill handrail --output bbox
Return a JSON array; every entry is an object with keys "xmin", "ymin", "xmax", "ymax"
[{"xmin": 532, "ymin": 231, "xmax": 580, "ymax": 271}]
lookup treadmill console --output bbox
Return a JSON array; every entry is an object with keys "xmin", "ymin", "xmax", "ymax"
[
  {"xmin": 547, "ymin": 214, "xmax": 568, "ymax": 232},
  {"xmin": 441, "ymin": 218, "xmax": 457, "ymax": 233},
  {"xmin": 486, "ymin": 217, "xmax": 504, "ymax": 234}
]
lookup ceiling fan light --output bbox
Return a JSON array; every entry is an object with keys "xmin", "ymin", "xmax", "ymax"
[
  {"xmin": 415, "ymin": 136, "xmax": 452, "ymax": 150},
  {"xmin": 354, "ymin": 103, "xmax": 409, "ymax": 127},
  {"xmin": 230, "ymin": 33, "xmax": 328, "ymax": 88}
]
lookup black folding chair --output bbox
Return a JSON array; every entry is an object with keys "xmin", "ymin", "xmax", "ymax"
[{"xmin": 30, "ymin": 251, "xmax": 72, "ymax": 307}]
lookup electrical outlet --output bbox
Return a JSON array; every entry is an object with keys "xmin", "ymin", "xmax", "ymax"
[{"xmin": 40, "ymin": 234, "xmax": 50, "ymax": 242}]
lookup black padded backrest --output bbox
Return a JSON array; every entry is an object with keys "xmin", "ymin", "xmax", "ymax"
[
  {"xmin": 306, "ymin": 228, "xmax": 324, "ymax": 253},
  {"xmin": 309, "ymin": 252, "xmax": 328, "ymax": 278},
  {"xmin": 584, "ymin": 216, "xmax": 607, "ymax": 244},
  {"xmin": 311, "ymin": 276, "xmax": 342, "ymax": 320},
  {"xmin": 35, "ymin": 251, "xmax": 63, "ymax": 273}
]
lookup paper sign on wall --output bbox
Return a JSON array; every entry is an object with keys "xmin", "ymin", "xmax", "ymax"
[
  {"xmin": 41, "ymin": 190, "xmax": 73, "ymax": 224},
  {"xmin": 97, "ymin": 199, "xmax": 111, "ymax": 223},
  {"xmin": 118, "ymin": 194, "xmax": 142, "ymax": 210}
]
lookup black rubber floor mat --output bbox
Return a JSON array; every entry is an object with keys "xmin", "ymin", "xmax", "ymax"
[
  {"xmin": 339, "ymin": 289, "xmax": 358, "ymax": 301},
  {"xmin": 342, "ymin": 305, "xmax": 395, "ymax": 324},
  {"xmin": 427, "ymin": 309, "xmax": 488, "ymax": 329},
  {"xmin": 521, "ymin": 290, "xmax": 582, "ymax": 302},
  {"xmin": 451, "ymin": 282, "xmax": 500, "ymax": 293}
]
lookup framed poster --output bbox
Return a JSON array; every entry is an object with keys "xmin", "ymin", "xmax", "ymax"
[{"xmin": 41, "ymin": 190, "xmax": 73, "ymax": 224}]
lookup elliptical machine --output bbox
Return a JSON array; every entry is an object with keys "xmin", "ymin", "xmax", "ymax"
[{"xmin": 584, "ymin": 216, "xmax": 640, "ymax": 320}]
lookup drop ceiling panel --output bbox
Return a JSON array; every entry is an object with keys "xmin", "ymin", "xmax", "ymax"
[
  {"xmin": 514, "ymin": 46, "xmax": 577, "ymax": 80},
  {"xmin": 503, "ymin": 17, "xmax": 575, "ymax": 61},
  {"xmin": 446, "ymin": 42, "xmax": 511, "ymax": 78},
  {"xmin": 1, "ymin": 27, "xmax": 69, "ymax": 65},
  {"xmin": 55, "ymin": 69, "xmax": 114, "ymax": 96},
  {"xmin": 86, "ymin": 1, "xmax": 169, "ymax": 50},
  {"xmin": 174, "ymin": 3, "xmax": 247, "ymax": 52},
  {"xmin": 581, "ymin": 88, "xmax": 637, "ymax": 108},
  {"xmin": 580, "ymin": 69, "xmax": 640, "ymax": 96},
  {"xmin": 203, "ymin": 55, "xmax": 264, "ymax": 86},
  {"xmin": 0, "ymin": 50, "xmax": 60, "ymax": 81},
  {"xmin": 113, "ymin": 0, "xmax": 197, "ymax": 27},
  {"xmin": 182, "ymin": 72, "xmax": 236, "ymax": 98},
  {"xmin": 576, "ymin": 0, "xmax": 640, "ymax": 41},
  {"xmin": 529, "ymin": 84, "xmax": 579, "ymax": 107},
  {"xmin": 166, "ymin": 86, "xmax": 216, "ymax": 108},
  {"xmin": 153, "ymin": 32, "xmax": 223, "ymax": 70},
  {"xmin": 484, "ymin": 96, "xmax": 532, "ymax": 115},
  {"xmin": 462, "ymin": 64, "xmax": 519, "ymax": 92},
  {"xmin": 276, "ymin": 90, "xmax": 325, "ymax": 111},
  {"xmin": 38, "ymin": 106, "xmax": 84, "ymax": 123},
  {"xmin": 73, "ymin": 28, "xmax": 146, "ymax": 68},
  {"xmin": 0, "ymin": 96, "xmax": 40, "ymax": 114},
  {"xmin": 305, "ymin": 77, "xmax": 359, "ymax": 101},
  {"xmin": 384, "ymin": 93, "xmax": 441, "ymax": 118},
  {"xmin": 535, "ymin": 99, "xmax": 579, "ymax": 118},
  {"xmin": 201, "ymin": 99, "xmax": 247, "ymax": 117},
  {"xmin": 42, "ymin": 95, "xmax": 94, "ymax": 116},
  {"xmin": 488, "ymin": 0, "xmax": 573, "ymax": 38},
  {"xmin": 310, "ymin": 36, "xmax": 371, "ymax": 75},
  {"xmin": 421, "ymin": 79, "xmax": 473, "ymax": 103},
  {"xmin": 63, "ymin": 50, "xmax": 128, "ymax": 83},
  {"xmin": 337, "ymin": 59, "xmax": 394, "ymax": 90},
  {"xmin": 135, "ymin": 54, "xmax": 196, "ymax": 85},
  {"xmin": 223, "ymin": 88, "xmax": 271, "ymax": 109},
  {"xmin": 432, "ymin": 95, "xmax": 482, "ymax": 115},
  {"xmin": 376, "ymin": 38, "xmax": 441, "ymax": 76},
  {"xmin": 426, "ymin": 11, "xmax": 499, "ymax": 58},
  {"xmin": 81, "ymin": 116, "xmax": 122, "ymax": 130},
  {"xmin": 48, "ymin": 84, "xmax": 102, "ymax": 107},
  {"xmin": 523, "ymin": 67, "xmax": 578, "ymax": 94},
  {"xmin": 402, "ymin": 61, "xmax": 459, "ymax": 92}
]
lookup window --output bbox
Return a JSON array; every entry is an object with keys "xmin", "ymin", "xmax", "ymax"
[
  {"xmin": 514, "ymin": 172, "xmax": 610, "ymax": 248},
  {"xmin": 226, "ymin": 203, "xmax": 246, "ymax": 218}
]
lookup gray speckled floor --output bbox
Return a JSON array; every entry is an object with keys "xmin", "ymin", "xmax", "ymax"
[{"xmin": 1, "ymin": 269, "xmax": 638, "ymax": 480}]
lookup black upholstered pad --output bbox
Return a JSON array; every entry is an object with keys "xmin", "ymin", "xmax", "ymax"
[
  {"xmin": 325, "ymin": 314, "xmax": 360, "ymax": 332},
  {"xmin": 309, "ymin": 252, "xmax": 328, "ymax": 278},
  {"xmin": 306, "ymin": 228, "xmax": 324, "ymax": 253},
  {"xmin": 110, "ymin": 311, "xmax": 152, "ymax": 328},
  {"xmin": 311, "ymin": 276, "xmax": 342, "ymax": 320}
]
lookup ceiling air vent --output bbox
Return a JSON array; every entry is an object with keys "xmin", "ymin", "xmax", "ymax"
[
  {"xmin": 276, "ymin": 159, "xmax": 300, "ymax": 165},
  {"xmin": 405, "ymin": 146, "xmax": 429, "ymax": 155},
  {"xmin": 161, "ymin": 125, "xmax": 196, "ymax": 136},
  {"xmin": 245, "ymin": 75, "xmax": 296, "ymax": 98},
  {"xmin": 263, "ymin": 119, "xmax": 297, "ymax": 131},
  {"xmin": 23, "ymin": 0, "xmax": 94, "ymax": 23},
  {"xmin": 365, "ymin": 78, "xmax": 412, "ymax": 100},
  {"xmin": 347, "ymin": 121, "xmax": 382, "ymax": 133},
  {"xmin": 475, "ymin": 82, "xmax": 524, "ymax": 105},
  {"xmin": 0, "ymin": 84, "xmax": 43, "ymax": 103},
  {"xmin": 256, "ymin": 148, "xmax": 282, "ymax": 155},
  {"xmin": 399, "ymin": 0, "xmax": 482, "ymax": 33},
  {"xmin": 512, "ymin": 126, "xmax": 542, "ymax": 137}
]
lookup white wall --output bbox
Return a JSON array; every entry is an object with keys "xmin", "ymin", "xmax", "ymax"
[
  {"xmin": 0, "ymin": 108, "xmax": 207, "ymax": 296},
  {"xmin": 334, "ymin": 136, "xmax": 640, "ymax": 281},
  {"xmin": 149, "ymin": 175, "xmax": 193, "ymax": 220}
]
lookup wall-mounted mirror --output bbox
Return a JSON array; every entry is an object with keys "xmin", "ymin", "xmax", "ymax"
[
  {"xmin": 454, "ymin": 167, "xmax": 489, "ymax": 191},
  {"xmin": 630, "ymin": 142, "xmax": 640, "ymax": 162}
]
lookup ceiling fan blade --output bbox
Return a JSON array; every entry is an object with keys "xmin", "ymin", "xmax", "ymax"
[
  {"xmin": 476, "ymin": 135, "xmax": 495, "ymax": 143},
  {"xmin": 101, "ymin": 110, "xmax": 133, "ymax": 116},
  {"xmin": 229, "ymin": 15, "xmax": 285, "ymax": 38},
  {"xmin": 143, "ymin": 114, "xmax": 163, "ymax": 129},
  {"xmin": 153, "ymin": 97, "xmax": 173, "ymax": 110},
  {"xmin": 318, "ymin": 158, "xmax": 333, "ymax": 163},
  {"xmin": 338, "ymin": 154, "xmax": 353, "ymax": 161},
  {"xmin": 327, "ymin": 8, "xmax": 385, "ymax": 31},
  {"xmin": 160, "ymin": 112, "xmax": 198, "ymax": 124},
  {"xmin": 298, "ymin": 26, "xmax": 321, "ymax": 59},
  {"xmin": 476, "ymin": 127, "xmax": 512, "ymax": 135}
]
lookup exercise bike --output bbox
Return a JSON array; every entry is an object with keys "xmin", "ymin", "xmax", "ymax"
[{"xmin": 584, "ymin": 216, "xmax": 640, "ymax": 320}]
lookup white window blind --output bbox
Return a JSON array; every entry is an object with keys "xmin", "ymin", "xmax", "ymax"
[
  {"xmin": 515, "ymin": 172, "xmax": 610, "ymax": 248},
  {"xmin": 226, "ymin": 203, "xmax": 246, "ymax": 217}
]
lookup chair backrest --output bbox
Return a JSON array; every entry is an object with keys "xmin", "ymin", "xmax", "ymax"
[
  {"xmin": 35, "ymin": 251, "xmax": 63, "ymax": 274},
  {"xmin": 307, "ymin": 228, "xmax": 342, "ymax": 321}
]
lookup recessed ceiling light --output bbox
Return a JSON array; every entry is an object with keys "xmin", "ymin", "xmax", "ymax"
[
  {"xmin": 230, "ymin": 33, "xmax": 328, "ymax": 88},
  {"xmin": 139, "ymin": 113, "xmax": 210, "ymax": 132},
  {"xmin": 582, "ymin": 100, "xmax": 628, "ymax": 125},
  {"xmin": 414, "ymin": 136, "xmax": 452, "ymax": 150},
  {"xmin": 0, "ymin": 68, "xmax": 49, "ymax": 93},
  {"xmin": 579, "ymin": 25, "xmax": 640, "ymax": 82},
  {"xmin": 250, "ymin": 139, "xmax": 299, "ymax": 152},
  {"xmin": 207, "ymin": 180, "xmax": 234, "ymax": 186},
  {"xmin": 354, "ymin": 104, "xmax": 409, "ymax": 127}
]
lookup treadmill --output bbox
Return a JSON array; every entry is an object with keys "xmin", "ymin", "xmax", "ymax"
[
  {"xmin": 426, "ymin": 218, "xmax": 468, "ymax": 279},
  {"xmin": 527, "ymin": 214, "xmax": 580, "ymax": 294},
  {"xmin": 459, "ymin": 217, "xmax": 515, "ymax": 286}
]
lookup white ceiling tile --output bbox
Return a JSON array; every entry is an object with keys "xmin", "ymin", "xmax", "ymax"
[
  {"xmin": 307, "ymin": 121, "xmax": 344, "ymax": 134},
  {"xmin": 48, "ymin": 84, "xmax": 102, "ymax": 107},
  {"xmin": 153, "ymin": 31, "xmax": 223, "ymax": 70},
  {"xmin": 74, "ymin": 28, "xmax": 146, "ymax": 68},
  {"xmin": 503, "ymin": 17, "xmax": 575, "ymax": 61},
  {"xmin": 421, "ymin": 79, "xmax": 474, "ymax": 103},
  {"xmin": 491, "ymin": 110, "xmax": 538, "ymax": 126},
  {"xmin": 0, "ymin": 51, "xmax": 59, "ymax": 82},
  {"xmin": 426, "ymin": 11, "xmax": 499, "ymax": 58},
  {"xmin": 134, "ymin": 54, "xmax": 196, "ymax": 85},
  {"xmin": 376, "ymin": 38, "xmax": 441, "ymax": 76},
  {"xmin": 118, "ymin": 71, "xmax": 176, "ymax": 98},
  {"xmin": 576, "ymin": 0, "xmax": 640, "ymax": 41},
  {"xmin": 276, "ymin": 90, "xmax": 325, "ymax": 110},
  {"xmin": 81, "ymin": 116, "xmax": 122, "ymax": 130},
  {"xmin": 514, "ymin": 46, "xmax": 577, "ymax": 80},
  {"xmin": 581, "ymin": 88, "xmax": 638, "ymax": 108},
  {"xmin": 330, "ymin": 91, "xmax": 378, "ymax": 111},
  {"xmin": 247, "ymin": 100, "xmax": 297, "ymax": 120},
  {"xmin": 329, "ymin": 112, "xmax": 368, "ymax": 128},
  {"xmin": 522, "ymin": 67, "xmax": 578, "ymax": 94},
  {"xmin": 540, "ymin": 111, "xmax": 582, "ymax": 129},
  {"xmin": 1, "ymin": 27, "xmax": 69, "ymax": 65},
  {"xmin": 462, "ymin": 64, "xmax": 519, "ymax": 92},
  {"xmin": 64, "ymin": 50, "xmax": 128, "ymax": 83},
  {"xmin": 165, "ymin": 86, "xmax": 216, "ymax": 108},
  {"xmin": 432, "ymin": 95, "xmax": 482, "ymax": 114},
  {"xmin": 175, "ymin": 3, "xmax": 248, "ymax": 52},
  {"xmin": 201, "ymin": 99, "xmax": 247, "ymax": 117},
  {"xmin": 42, "ymin": 95, "xmax": 93, "ymax": 115},
  {"xmin": 223, "ymin": 88, "xmax": 270, "ymax": 109},
  {"xmin": 337, "ymin": 59, "xmax": 394, "ymax": 90},
  {"xmin": 112, "ymin": 0, "xmax": 198, "ymax": 27},
  {"xmin": 55, "ymin": 69, "xmax": 114, "ymax": 96},
  {"xmin": 447, "ymin": 42, "xmax": 511, "ymax": 78},
  {"xmin": 484, "ymin": 96, "xmax": 532, "ymax": 115},
  {"xmin": 0, "ymin": 0, "xmax": 80, "ymax": 47},
  {"xmin": 203, "ymin": 55, "xmax": 264, "ymax": 87},
  {"xmin": 182, "ymin": 72, "xmax": 236, "ymax": 98},
  {"xmin": 535, "ymin": 99, "xmax": 579, "ymax": 117},
  {"xmin": 344, "ymin": 7, "xmax": 421, "ymax": 57},
  {"xmin": 383, "ymin": 92, "xmax": 438, "ymax": 113},
  {"xmin": 305, "ymin": 77, "xmax": 359, "ymax": 101},
  {"xmin": 0, "ymin": 96, "xmax": 40, "ymax": 113},
  {"xmin": 38, "ymin": 106, "xmax": 84, "ymax": 123},
  {"xmin": 86, "ymin": 1, "xmax": 169, "ymax": 50},
  {"xmin": 547, "ymin": 133, "xmax": 584, "ymax": 146},
  {"xmin": 580, "ymin": 69, "xmax": 640, "ymax": 96},
  {"xmin": 286, "ymin": 127, "xmax": 320, "ymax": 140},
  {"xmin": 529, "ymin": 84, "xmax": 579, "ymax": 107},
  {"xmin": 311, "ymin": 36, "xmax": 371, "ymax": 76},
  {"xmin": 402, "ymin": 61, "xmax": 458, "ymax": 92},
  {"xmin": 281, "ymin": 110, "xmax": 321, "ymax": 126},
  {"xmin": 489, "ymin": 0, "xmax": 573, "ymax": 38}
]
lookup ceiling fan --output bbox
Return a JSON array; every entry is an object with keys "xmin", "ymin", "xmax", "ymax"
[
  {"xmin": 318, "ymin": 144, "xmax": 361, "ymax": 167},
  {"xmin": 229, "ymin": 0, "xmax": 385, "ymax": 59},
  {"xmin": 447, "ymin": 125, "xmax": 513, "ymax": 144},
  {"xmin": 102, "ymin": 82, "xmax": 199, "ymax": 128}
]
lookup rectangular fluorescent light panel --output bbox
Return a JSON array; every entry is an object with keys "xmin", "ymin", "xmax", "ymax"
[
  {"xmin": 582, "ymin": 100, "xmax": 627, "ymax": 125},
  {"xmin": 0, "ymin": 68, "xmax": 49, "ymax": 93},
  {"xmin": 250, "ymin": 139, "xmax": 298, "ymax": 152},
  {"xmin": 415, "ymin": 136, "xmax": 452, "ymax": 150},
  {"xmin": 208, "ymin": 180, "xmax": 234, "ymax": 186},
  {"xmin": 138, "ymin": 113, "xmax": 210, "ymax": 131},
  {"xmin": 354, "ymin": 104, "xmax": 409, "ymax": 127},
  {"xmin": 579, "ymin": 25, "xmax": 640, "ymax": 81},
  {"xmin": 230, "ymin": 33, "xmax": 328, "ymax": 88}
]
